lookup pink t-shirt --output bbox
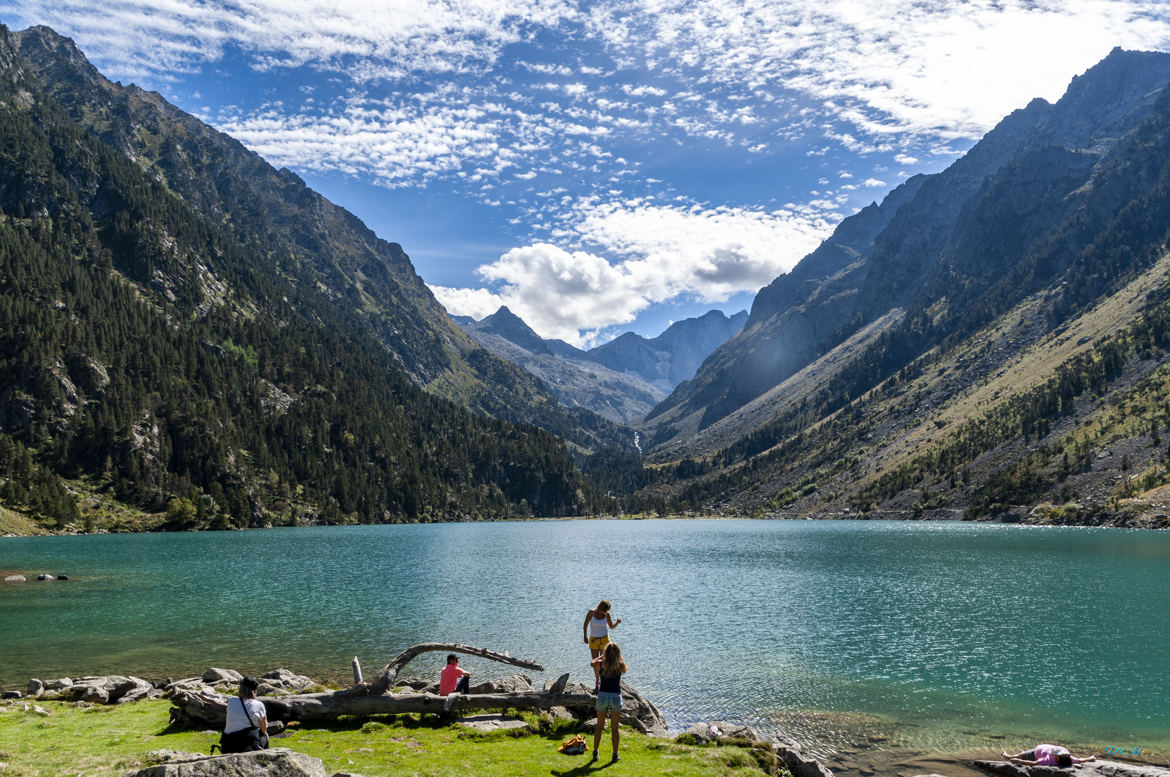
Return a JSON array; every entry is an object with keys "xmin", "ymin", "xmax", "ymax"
[
  {"xmin": 439, "ymin": 663, "xmax": 467, "ymax": 695},
  {"xmin": 1033, "ymin": 745, "xmax": 1070, "ymax": 765}
]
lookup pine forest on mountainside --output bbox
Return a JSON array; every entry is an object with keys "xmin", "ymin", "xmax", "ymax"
[{"xmin": 0, "ymin": 25, "xmax": 603, "ymax": 531}]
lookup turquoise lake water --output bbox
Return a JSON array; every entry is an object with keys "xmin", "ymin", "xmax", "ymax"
[{"xmin": 1, "ymin": 520, "xmax": 1167, "ymax": 761}]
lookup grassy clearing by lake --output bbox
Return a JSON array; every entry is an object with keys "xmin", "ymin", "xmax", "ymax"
[{"xmin": 0, "ymin": 698, "xmax": 777, "ymax": 777}]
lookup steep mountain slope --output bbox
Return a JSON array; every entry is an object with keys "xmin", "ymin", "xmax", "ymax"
[
  {"xmin": 4, "ymin": 25, "xmax": 631, "ymax": 456},
  {"xmin": 646, "ymin": 47, "xmax": 1170, "ymax": 451},
  {"xmin": 631, "ymin": 48, "xmax": 1170, "ymax": 527},
  {"xmin": 0, "ymin": 25, "xmax": 616, "ymax": 530},
  {"xmin": 457, "ymin": 307, "xmax": 747, "ymax": 424}
]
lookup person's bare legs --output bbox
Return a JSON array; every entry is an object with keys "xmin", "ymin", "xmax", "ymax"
[
  {"xmin": 592, "ymin": 713, "xmax": 604, "ymax": 760},
  {"xmin": 609, "ymin": 709, "xmax": 621, "ymax": 760}
]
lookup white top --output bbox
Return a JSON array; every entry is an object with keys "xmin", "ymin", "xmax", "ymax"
[
  {"xmin": 589, "ymin": 614, "xmax": 609, "ymax": 638},
  {"xmin": 224, "ymin": 696, "xmax": 266, "ymax": 734}
]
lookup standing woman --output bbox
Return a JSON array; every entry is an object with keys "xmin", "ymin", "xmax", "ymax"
[
  {"xmin": 591, "ymin": 642, "xmax": 628, "ymax": 763},
  {"xmin": 583, "ymin": 599, "xmax": 621, "ymax": 688}
]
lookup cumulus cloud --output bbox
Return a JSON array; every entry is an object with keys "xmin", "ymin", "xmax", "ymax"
[
  {"xmin": 435, "ymin": 243, "xmax": 649, "ymax": 343},
  {"xmin": 436, "ymin": 201, "xmax": 836, "ymax": 344}
]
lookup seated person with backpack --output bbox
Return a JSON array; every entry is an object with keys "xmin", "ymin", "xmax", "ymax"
[{"xmin": 216, "ymin": 676, "xmax": 269, "ymax": 753}]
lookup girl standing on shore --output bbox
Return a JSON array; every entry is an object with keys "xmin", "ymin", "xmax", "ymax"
[
  {"xmin": 583, "ymin": 599, "xmax": 621, "ymax": 688},
  {"xmin": 591, "ymin": 642, "xmax": 628, "ymax": 763}
]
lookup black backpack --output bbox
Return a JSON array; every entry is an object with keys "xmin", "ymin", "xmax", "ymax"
[{"xmin": 211, "ymin": 697, "xmax": 269, "ymax": 754}]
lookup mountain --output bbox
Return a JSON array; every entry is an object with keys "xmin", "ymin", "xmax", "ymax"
[
  {"xmin": 456, "ymin": 307, "xmax": 747, "ymax": 424},
  {"xmin": 588, "ymin": 309, "xmax": 749, "ymax": 391},
  {"xmin": 0, "ymin": 24, "xmax": 627, "ymax": 531},
  {"xmin": 633, "ymin": 48, "xmax": 1170, "ymax": 527},
  {"xmin": 2, "ymin": 25, "xmax": 633, "ymax": 455}
]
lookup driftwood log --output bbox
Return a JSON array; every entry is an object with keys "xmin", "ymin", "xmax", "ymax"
[
  {"xmin": 169, "ymin": 642, "xmax": 580, "ymax": 730},
  {"xmin": 366, "ymin": 641, "xmax": 542, "ymax": 695}
]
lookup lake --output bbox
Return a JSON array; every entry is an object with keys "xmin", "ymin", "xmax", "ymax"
[{"xmin": 2, "ymin": 519, "xmax": 1167, "ymax": 766}]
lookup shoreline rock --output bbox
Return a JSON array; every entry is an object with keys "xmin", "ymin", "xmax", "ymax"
[
  {"xmin": 974, "ymin": 760, "xmax": 1170, "ymax": 777},
  {"xmin": 125, "ymin": 747, "xmax": 350, "ymax": 777}
]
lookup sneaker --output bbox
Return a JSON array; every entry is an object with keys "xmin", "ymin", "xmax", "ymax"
[
  {"xmin": 591, "ymin": 749, "xmax": 599, "ymax": 762},
  {"xmin": 611, "ymin": 753, "xmax": 620, "ymax": 762},
  {"xmin": 443, "ymin": 692, "xmax": 460, "ymax": 712}
]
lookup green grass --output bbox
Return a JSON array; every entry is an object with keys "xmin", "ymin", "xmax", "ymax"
[
  {"xmin": 0, "ymin": 700, "xmax": 775, "ymax": 777},
  {"xmin": 0, "ymin": 504, "xmax": 41, "ymax": 535}
]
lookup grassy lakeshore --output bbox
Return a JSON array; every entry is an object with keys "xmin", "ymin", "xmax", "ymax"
[{"xmin": 0, "ymin": 698, "xmax": 777, "ymax": 777}]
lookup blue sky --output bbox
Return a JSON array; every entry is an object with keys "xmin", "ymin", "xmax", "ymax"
[{"xmin": 5, "ymin": 1, "xmax": 1170, "ymax": 346}]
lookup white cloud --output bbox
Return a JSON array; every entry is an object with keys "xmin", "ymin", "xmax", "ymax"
[
  {"xmin": 215, "ymin": 96, "xmax": 508, "ymax": 186},
  {"xmin": 589, "ymin": 0, "xmax": 1170, "ymax": 142},
  {"xmin": 436, "ymin": 243, "xmax": 649, "ymax": 343},
  {"xmin": 8, "ymin": 0, "xmax": 579, "ymax": 81},
  {"xmin": 430, "ymin": 285, "xmax": 506, "ymax": 320},
  {"xmin": 436, "ymin": 201, "xmax": 837, "ymax": 344}
]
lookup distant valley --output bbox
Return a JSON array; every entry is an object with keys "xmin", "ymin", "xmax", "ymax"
[{"xmin": 455, "ymin": 307, "xmax": 747, "ymax": 424}]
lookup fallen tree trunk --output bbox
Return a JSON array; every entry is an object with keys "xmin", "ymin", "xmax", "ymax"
[
  {"xmin": 367, "ymin": 642, "xmax": 542, "ymax": 695},
  {"xmin": 170, "ymin": 674, "xmax": 575, "ymax": 728},
  {"xmin": 166, "ymin": 643, "xmax": 667, "ymax": 736},
  {"xmin": 169, "ymin": 642, "xmax": 552, "ymax": 730}
]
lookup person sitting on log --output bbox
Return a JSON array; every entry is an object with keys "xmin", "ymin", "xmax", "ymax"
[
  {"xmin": 1002, "ymin": 744, "xmax": 1096, "ymax": 767},
  {"xmin": 215, "ymin": 677, "xmax": 269, "ymax": 753},
  {"xmin": 439, "ymin": 654, "xmax": 471, "ymax": 710}
]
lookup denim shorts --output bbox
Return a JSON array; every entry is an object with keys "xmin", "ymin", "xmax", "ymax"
[{"xmin": 595, "ymin": 691, "xmax": 622, "ymax": 713}]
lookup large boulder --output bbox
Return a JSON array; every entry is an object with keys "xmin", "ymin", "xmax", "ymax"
[
  {"xmin": 33, "ymin": 675, "xmax": 158, "ymax": 704},
  {"xmin": 554, "ymin": 680, "xmax": 667, "ymax": 737},
  {"xmin": 469, "ymin": 674, "xmax": 533, "ymax": 694},
  {"xmin": 257, "ymin": 669, "xmax": 313, "ymax": 695},
  {"xmin": 682, "ymin": 721, "xmax": 760, "ymax": 744},
  {"xmin": 618, "ymin": 680, "xmax": 668, "ymax": 737},
  {"xmin": 771, "ymin": 736, "xmax": 836, "ymax": 777},
  {"xmin": 201, "ymin": 669, "xmax": 243, "ymax": 685},
  {"xmin": 125, "ymin": 748, "xmax": 333, "ymax": 777}
]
